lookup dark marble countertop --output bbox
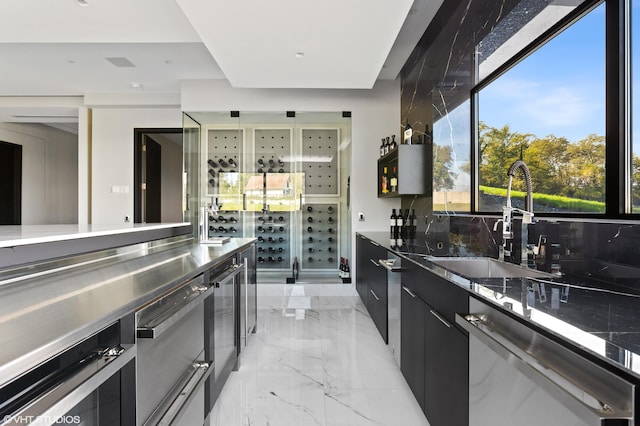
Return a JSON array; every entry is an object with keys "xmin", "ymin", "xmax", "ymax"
[{"xmin": 358, "ymin": 232, "xmax": 640, "ymax": 381}]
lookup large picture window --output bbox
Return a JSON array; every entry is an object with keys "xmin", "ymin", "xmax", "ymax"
[
  {"xmin": 632, "ymin": 0, "xmax": 640, "ymax": 212},
  {"xmin": 477, "ymin": 3, "xmax": 606, "ymax": 213}
]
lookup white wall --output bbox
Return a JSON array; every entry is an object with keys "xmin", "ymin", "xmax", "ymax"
[
  {"xmin": 0, "ymin": 122, "xmax": 78, "ymax": 224},
  {"xmin": 90, "ymin": 108, "xmax": 182, "ymax": 225},
  {"xmin": 181, "ymin": 79, "xmax": 401, "ymax": 267}
]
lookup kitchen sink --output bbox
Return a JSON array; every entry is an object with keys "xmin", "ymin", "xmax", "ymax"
[{"xmin": 425, "ymin": 256, "xmax": 552, "ymax": 279}]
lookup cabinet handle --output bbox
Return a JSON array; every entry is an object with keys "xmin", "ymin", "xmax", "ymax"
[
  {"xmin": 402, "ymin": 286, "xmax": 417, "ymax": 298},
  {"xmin": 369, "ymin": 258, "xmax": 380, "ymax": 267},
  {"xmin": 370, "ymin": 289, "xmax": 380, "ymax": 301},
  {"xmin": 429, "ymin": 309, "xmax": 452, "ymax": 328},
  {"xmin": 370, "ymin": 241, "xmax": 380, "ymax": 247}
]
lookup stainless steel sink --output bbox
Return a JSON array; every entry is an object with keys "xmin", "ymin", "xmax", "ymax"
[{"xmin": 426, "ymin": 256, "xmax": 551, "ymax": 279}]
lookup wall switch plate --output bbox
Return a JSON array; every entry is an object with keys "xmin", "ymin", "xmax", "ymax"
[{"xmin": 358, "ymin": 212, "xmax": 365, "ymax": 222}]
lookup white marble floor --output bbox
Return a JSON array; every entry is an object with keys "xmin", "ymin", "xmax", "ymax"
[{"xmin": 208, "ymin": 283, "xmax": 429, "ymax": 426}]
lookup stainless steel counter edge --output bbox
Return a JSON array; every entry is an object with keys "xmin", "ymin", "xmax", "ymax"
[
  {"xmin": 0, "ymin": 237, "xmax": 256, "ymax": 388},
  {"xmin": 356, "ymin": 232, "xmax": 640, "ymax": 382}
]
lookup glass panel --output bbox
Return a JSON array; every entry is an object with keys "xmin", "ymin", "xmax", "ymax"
[
  {"xmin": 632, "ymin": 0, "xmax": 640, "ymax": 212},
  {"xmin": 182, "ymin": 113, "xmax": 201, "ymax": 238},
  {"xmin": 477, "ymin": 3, "xmax": 606, "ymax": 213},
  {"xmin": 433, "ymin": 99, "xmax": 471, "ymax": 212},
  {"xmin": 265, "ymin": 172, "xmax": 305, "ymax": 212}
]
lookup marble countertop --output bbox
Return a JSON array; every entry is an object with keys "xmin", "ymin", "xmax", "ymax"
[
  {"xmin": 0, "ymin": 223, "xmax": 191, "ymax": 248},
  {"xmin": 358, "ymin": 232, "xmax": 640, "ymax": 380},
  {"xmin": 0, "ymin": 236, "xmax": 255, "ymax": 388}
]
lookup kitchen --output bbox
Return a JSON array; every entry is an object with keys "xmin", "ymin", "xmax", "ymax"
[{"xmin": 2, "ymin": 0, "xmax": 640, "ymax": 425}]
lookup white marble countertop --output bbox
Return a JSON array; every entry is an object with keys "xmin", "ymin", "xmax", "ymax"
[{"xmin": 0, "ymin": 223, "xmax": 191, "ymax": 248}]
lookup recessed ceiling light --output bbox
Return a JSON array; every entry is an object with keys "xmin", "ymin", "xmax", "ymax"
[
  {"xmin": 76, "ymin": 0, "xmax": 90, "ymax": 6},
  {"xmin": 130, "ymin": 82, "xmax": 142, "ymax": 89},
  {"xmin": 295, "ymin": 52, "xmax": 305, "ymax": 58}
]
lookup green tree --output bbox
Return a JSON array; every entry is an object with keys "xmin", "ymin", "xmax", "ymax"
[
  {"xmin": 523, "ymin": 135, "xmax": 570, "ymax": 195},
  {"xmin": 565, "ymin": 134, "xmax": 605, "ymax": 201},
  {"xmin": 433, "ymin": 144, "xmax": 456, "ymax": 191},
  {"xmin": 633, "ymin": 155, "xmax": 640, "ymax": 210}
]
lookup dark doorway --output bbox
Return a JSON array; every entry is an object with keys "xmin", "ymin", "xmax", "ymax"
[
  {"xmin": 0, "ymin": 141, "xmax": 22, "ymax": 225},
  {"xmin": 134, "ymin": 128, "xmax": 183, "ymax": 223}
]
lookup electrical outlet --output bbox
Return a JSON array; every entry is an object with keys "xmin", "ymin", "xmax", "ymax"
[
  {"xmin": 358, "ymin": 212, "xmax": 365, "ymax": 222},
  {"xmin": 124, "ymin": 215, "xmax": 130, "ymax": 223}
]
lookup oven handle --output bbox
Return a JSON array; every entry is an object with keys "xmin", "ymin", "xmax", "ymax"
[
  {"xmin": 137, "ymin": 275, "xmax": 211, "ymax": 339},
  {"xmin": 143, "ymin": 358, "xmax": 213, "ymax": 426},
  {"xmin": 4, "ymin": 344, "xmax": 136, "ymax": 426},
  {"xmin": 456, "ymin": 313, "xmax": 632, "ymax": 423}
]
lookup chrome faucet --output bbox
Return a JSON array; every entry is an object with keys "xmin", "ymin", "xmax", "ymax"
[{"xmin": 500, "ymin": 160, "xmax": 534, "ymax": 266}]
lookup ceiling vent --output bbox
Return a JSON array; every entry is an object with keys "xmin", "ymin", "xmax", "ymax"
[{"xmin": 105, "ymin": 57, "xmax": 136, "ymax": 68}]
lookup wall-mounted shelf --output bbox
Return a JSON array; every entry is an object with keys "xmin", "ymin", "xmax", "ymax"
[{"xmin": 377, "ymin": 144, "xmax": 432, "ymax": 198}]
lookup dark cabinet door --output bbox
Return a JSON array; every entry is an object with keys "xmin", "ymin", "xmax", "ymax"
[
  {"xmin": 355, "ymin": 235, "xmax": 370, "ymax": 305},
  {"xmin": 400, "ymin": 284, "xmax": 426, "ymax": 412},
  {"xmin": 424, "ymin": 307, "xmax": 469, "ymax": 426}
]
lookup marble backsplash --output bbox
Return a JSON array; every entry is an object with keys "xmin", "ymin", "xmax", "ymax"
[{"xmin": 420, "ymin": 214, "xmax": 640, "ymax": 295}]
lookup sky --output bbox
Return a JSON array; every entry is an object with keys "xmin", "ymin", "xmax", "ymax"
[{"xmin": 479, "ymin": 3, "xmax": 607, "ymax": 144}]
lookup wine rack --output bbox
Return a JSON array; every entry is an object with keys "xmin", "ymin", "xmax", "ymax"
[
  {"xmin": 377, "ymin": 144, "xmax": 432, "ymax": 198},
  {"xmin": 207, "ymin": 211, "xmax": 243, "ymax": 238},
  {"xmin": 207, "ymin": 129, "xmax": 243, "ymax": 196},
  {"xmin": 302, "ymin": 129, "xmax": 339, "ymax": 196},
  {"xmin": 254, "ymin": 128, "xmax": 292, "ymax": 174},
  {"xmin": 255, "ymin": 211, "xmax": 291, "ymax": 269},
  {"xmin": 301, "ymin": 203, "xmax": 338, "ymax": 270}
]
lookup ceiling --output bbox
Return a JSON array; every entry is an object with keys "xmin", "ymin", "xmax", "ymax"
[{"xmin": 0, "ymin": 0, "xmax": 442, "ymax": 102}]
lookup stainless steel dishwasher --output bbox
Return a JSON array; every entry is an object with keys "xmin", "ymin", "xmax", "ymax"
[
  {"xmin": 380, "ymin": 254, "xmax": 402, "ymax": 367},
  {"xmin": 457, "ymin": 297, "xmax": 636, "ymax": 426}
]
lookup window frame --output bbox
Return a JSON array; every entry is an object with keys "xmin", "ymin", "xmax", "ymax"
[{"xmin": 469, "ymin": 0, "xmax": 636, "ymax": 219}]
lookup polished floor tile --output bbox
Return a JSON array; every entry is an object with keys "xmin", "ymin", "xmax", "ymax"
[{"xmin": 208, "ymin": 283, "xmax": 429, "ymax": 426}]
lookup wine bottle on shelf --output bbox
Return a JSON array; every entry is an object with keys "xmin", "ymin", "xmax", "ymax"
[
  {"xmin": 339, "ymin": 257, "xmax": 345, "ymax": 278},
  {"xmin": 327, "ymin": 228, "xmax": 334, "ymax": 234},
  {"xmin": 208, "ymin": 159, "xmax": 218, "ymax": 168},
  {"xmin": 228, "ymin": 158, "xmax": 237, "ymax": 167},
  {"xmin": 308, "ymin": 257, "xmax": 314, "ymax": 262},
  {"xmin": 229, "ymin": 227, "xmax": 237, "ymax": 233},
  {"xmin": 217, "ymin": 226, "xmax": 227, "ymax": 233},
  {"xmin": 229, "ymin": 217, "xmax": 238, "ymax": 223},
  {"xmin": 278, "ymin": 237, "xmax": 284, "ymax": 243},
  {"xmin": 208, "ymin": 169, "xmax": 216, "ymax": 177},
  {"xmin": 390, "ymin": 167, "xmax": 398, "ymax": 193},
  {"xmin": 307, "ymin": 217, "xmax": 313, "ymax": 223},
  {"xmin": 308, "ymin": 247, "xmax": 314, "ymax": 253},
  {"xmin": 258, "ymin": 236, "xmax": 265, "ymax": 243},
  {"xmin": 404, "ymin": 119, "xmax": 413, "ymax": 144},
  {"xmin": 208, "ymin": 179, "xmax": 215, "ymax": 187},
  {"xmin": 278, "ymin": 158, "xmax": 285, "ymax": 166},
  {"xmin": 396, "ymin": 210, "xmax": 404, "ymax": 247},
  {"xmin": 307, "ymin": 226, "xmax": 313, "ymax": 232},
  {"xmin": 208, "ymin": 215, "xmax": 216, "ymax": 222},
  {"xmin": 218, "ymin": 159, "xmax": 227, "ymax": 168},
  {"xmin": 384, "ymin": 137, "xmax": 390, "ymax": 155},
  {"xmin": 344, "ymin": 259, "xmax": 350, "ymax": 278},
  {"xmin": 258, "ymin": 168, "xmax": 264, "ymax": 173},
  {"xmin": 268, "ymin": 168, "xmax": 274, "ymax": 173},
  {"xmin": 208, "ymin": 225, "xmax": 215, "ymax": 232},
  {"xmin": 257, "ymin": 226, "xmax": 265, "ymax": 233},
  {"xmin": 267, "ymin": 226, "xmax": 274, "ymax": 233},
  {"xmin": 327, "ymin": 206, "xmax": 334, "ymax": 214},
  {"xmin": 424, "ymin": 124, "xmax": 432, "ymax": 145},
  {"xmin": 268, "ymin": 159, "xmax": 276, "ymax": 167},
  {"xmin": 278, "ymin": 216, "xmax": 285, "ymax": 222},
  {"xmin": 268, "ymin": 237, "xmax": 274, "ymax": 243},
  {"xmin": 390, "ymin": 135, "xmax": 397, "ymax": 151},
  {"xmin": 307, "ymin": 205, "xmax": 313, "ymax": 212},
  {"xmin": 308, "ymin": 237, "xmax": 313, "ymax": 243},
  {"xmin": 327, "ymin": 217, "xmax": 334, "ymax": 224},
  {"xmin": 328, "ymin": 257, "xmax": 334, "ymax": 263},
  {"xmin": 328, "ymin": 247, "xmax": 333, "ymax": 252},
  {"xmin": 278, "ymin": 247, "xmax": 283, "ymax": 253},
  {"xmin": 268, "ymin": 247, "xmax": 275, "ymax": 253},
  {"xmin": 267, "ymin": 256, "xmax": 275, "ymax": 263},
  {"xmin": 258, "ymin": 247, "xmax": 265, "ymax": 253},
  {"xmin": 277, "ymin": 256, "xmax": 284, "ymax": 262},
  {"xmin": 218, "ymin": 216, "xmax": 227, "ymax": 223},
  {"xmin": 381, "ymin": 167, "xmax": 388, "ymax": 194},
  {"xmin": 278, "ymin": 168, "xmax": 285, "ymax": 173},
  {"xmin": 390, "ymin": 209, "xmax": 397, "ymax": 247},
  {"xmin": 328, "ymin": 237, "xmax": 333, "ymax": 243},
  {"xmin": 258, "ymin": 257, "xmax": 265, "ymax": 263},
  {"xmin": 257, "ymin": 158, "xmax": 265, "ymax": 167},
  {"xmin": 380, "ymin": 138, "xmax": 386, "ymax": 157}
]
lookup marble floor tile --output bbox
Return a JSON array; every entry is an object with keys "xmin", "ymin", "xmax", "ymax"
[{"xmin": 209, "ymin": 283, "xmax": 429, "ymax": 426}]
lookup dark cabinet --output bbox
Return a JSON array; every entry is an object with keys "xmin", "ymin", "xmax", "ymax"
[
  {"xmin": 355, "ymin": 234, "xmax": 388, "ymax": 343},
  {"xmin": 401, "ymin": 259, "xmax": 469, "ymax": 426},
  {"xmin": 377, "ymin": 144, "xmax": 432, "ymax": 198},
  {"xmin": 400, "ymin": 284, "xmax": 426, "ymax": 411},
  {"xmin": 424, "ymin": 305, "xmax": 468, "ymax": 426}
]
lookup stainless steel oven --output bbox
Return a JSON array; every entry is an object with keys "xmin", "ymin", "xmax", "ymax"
[
  {"xmin": 135, "ymin": 274, "xmax": 212, "ymax": 426},
  {"xmin": 0, "ymin": 321, "xmax": 136, "ymax": 426}
]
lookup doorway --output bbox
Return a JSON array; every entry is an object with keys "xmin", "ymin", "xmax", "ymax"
[
  {"xmin": 0, "ymin": 141, "xmax": 22, "ymax": 225},
  {"xmin": 134, "ymin": 128, "xmax": 183, "ymax": 223}
]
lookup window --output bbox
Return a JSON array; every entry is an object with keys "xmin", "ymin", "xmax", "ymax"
[
  {"xmin": 477, "ymin": 3, "xmax": 606, "ymax": 213},
  {"xmin": 632, "ymin": 0, "xmax": 640, "ymax": 212}
]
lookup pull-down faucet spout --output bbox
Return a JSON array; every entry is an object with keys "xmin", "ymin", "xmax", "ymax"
[{"xmin": 501, "ymin": 160, "xmax": 534, "ymax": 266}]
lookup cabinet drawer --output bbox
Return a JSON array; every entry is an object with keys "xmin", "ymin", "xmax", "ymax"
[{"xmin": 403, "ymin": 261, "xmax": 468, "ymax": 324}]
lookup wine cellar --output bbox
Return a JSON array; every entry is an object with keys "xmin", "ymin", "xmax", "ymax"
[{"xmin": 197, "ymin": 112, "xmax": 351, "ymax": 279}]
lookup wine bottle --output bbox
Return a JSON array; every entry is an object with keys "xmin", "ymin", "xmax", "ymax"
[
  {"xmin": 208, "ymin": 179, "xmax": 215, "ymax": 187},
  {"xmin": 380, "ymin": 138, "xmax": 386, "ymax": 157},
  {"xmin": 268, "ymin": 226, "xmax": 274, "ymax": 233},
  {"xmin": 267, "ymin": 256, "xmax": 275, "ymax": 263},
  {"xmin": 327, "ymin": 206, "xmax": 334, "ymax": 214},
  {"xmin": 409, "ymin": 209, "xmax": 417, "ymax": 240},
  {"xmin": 384, "ymin": 137, "xmax": 390, "ymax": 155},
  {"xmin": 390, "ymin": 209, "xmax": 397, "ymax": 247},
  {"xmin": 257, "ymin": 158, "xmax": 265, "ymax": 167},
  {"xmin": 258, "ymin": 168, "xmax": 264, "ymax": 173},
  {"xmin": 208, "ymin": 214, "xmax": 216, "ymax": 222},
  {"xmin": 218, "ymin": 216, "xmax": 227, "ymax": 223},
  {"xmin": 307, "ymin": 226, "xmax": 313, "ymax": 232},
  {"xmin": 308, "ymin": 237, "xmax": 313, "ymax": 243},
  {"xmin": 390, "ymin": 167, "xmax": 398, "ymax": 192},
  {"xmin": 277, "ymin": 256, "xmax": 284, "ymax": 262},
  {"xmin": 258, "ymin": 236, "xmax": 264, "ymax": 242},
  {"xmin": 328, "ymin": 247, "xmax": 333, "ymax": 252},
  {"xmin": 396, "ymin": 210, "xmax": 405, "ymax": 247},
  {"xmin": 339, "ymin": 257, "xmax": 345, "ymax": 278},
  {"xmin": 208, "ymin": 169, "xmax": 216, "ymax": 177},
  {"xmin": 328, "ymin": 237, "xmax": 333, "ymax": 243},
  {"xmin": 228, "ymin": 158, "xmax": 237, "ymax": 167},
  {"xmin": 278, "ymin": 237, "xmax": 284, "ymax": 243},
  {"xmin": 208, "ymin": 159, "xmax": 218, "ymax": 168},
  {"xmin": 229, "ymin": 226, "xmax": 237, "ymax": 233},
  {"xmin": 381, "ymin": 167, "xmax": 388, "ymax": 194},
  {"xmin": 218, "ymin": 158, "xmax": 228, "ymax": 168},
  {"xmin": 229, "ymin": 217, "xmax": 238, "ymax": 223},
  {"xmin": 278, "ymin": 168, "xmax": 284, "ymax": 173},
  {"xmin": 208, "ymin": 225, "xmax": 215, "ymax": 231},
  {"xmin": 327, "ymin": 228, "xmax": 334, "ymax": 234},
  {"xmin": 328, "ymin": 257, "xmax": 334, "ymax": 263},
  {"xmin": 327, "ymin": 217, "xmax": 334, "ymax": 224},
  {"xmin": 267, "ymin": 216, "xmax": 273, "ymax": 222},
  {"xmin": 278, "ymin": 216, "xmax": 285, "ymax": 222},
  {"xmin": 278, "ymin": 247, "xmax": 283, "ymax": 253},
  {"xmin": 307, "ymin": 217, "xmax": 313, "ymax": 223},
  {"xmin": 278, "ymin": 226, "xmax": 284, "ymax": 232},
  {"xmin": 268, "ymin": 237, "xmax": 274, "ymax": 243},
  {"xmin": 268, "ymin": 159, "xmax": 276, "ymax": 167},
  {"xmin": 268, "ymin": 247, "xmax": 275, "ymax": 253},
  {"xmin": 390, "ymin": 135, "xmax": 397, "ymax": 151},
  {"xmin": 268, "ymin": 168, "xmax": 274, "ymax": 173},
  {"xmin": 217, "ymin": 226, "xmax": 227, "ymax": 233},
  {"xmin": 307, "ymin": 205, "xmax": 313, "ymax": 212},
  {"xmin": 258, "ymin": 256, "xmax": 265, "ymax": 263},
  {"xmin": 308, "ymin": 257, "xmax": 314, "ymax": 262},
  {"xmin": 258, "ymin": 247, "xmax": 265, "ymax": 253},
  {"xmin": 404, "ymin": 119, "xmax": 413, "ymax": 144},
  {"xmin": 344, "ymin": 259, "xmax": 350, "ymax": 278},
  {"xmin": 278, "ymin": 158, "xmax": 285, "ymax": 166},
  {"xmin": 257, "ymin": 226, "xmax": 265, "ymax": 233}
]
